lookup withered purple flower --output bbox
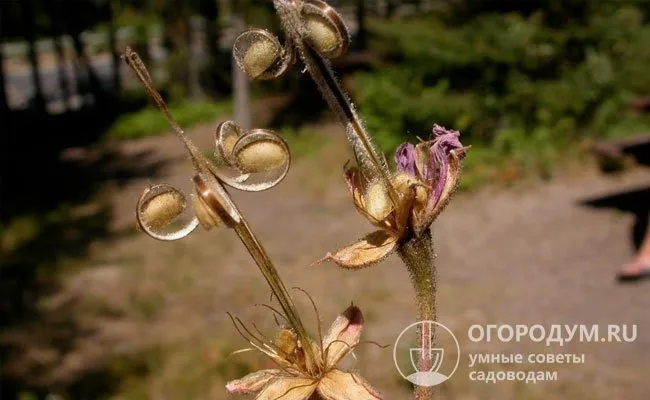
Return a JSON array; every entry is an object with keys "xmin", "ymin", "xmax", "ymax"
[{"xmin": 315, "ymin": 125, "xmax": 467, "ymax": 270}]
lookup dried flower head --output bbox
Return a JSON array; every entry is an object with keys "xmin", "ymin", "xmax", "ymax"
[
  {"xmin": 315, "ymin": 125, "xmax": 468, "ymax": 270},
  {"xmin": 226, "ymin": 304, "xmax": 381, "ymax": 400}
]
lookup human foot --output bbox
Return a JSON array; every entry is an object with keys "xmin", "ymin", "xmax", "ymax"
[{"xmin": 617, "ymin": 260, "xmax": 650, "ymax": 282}]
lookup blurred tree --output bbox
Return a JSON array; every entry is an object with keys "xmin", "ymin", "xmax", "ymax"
[
  {"xmin": 107, "ymin": 0, "xmax": 121, "ymax": 92},
  {"xmin": 21, "ymin": 0, "xmax": 45, "ymax": 109},
  {"xmin": 48, "ymin": 0, "xmax": 74, "ymax": 109},
  {"xmin": 0, "ymin": 6, "xmax": 8, "ymax": 116},
  {"xmin": 356, "ymin": 0, "xmax": 367, "ymax": 50}
]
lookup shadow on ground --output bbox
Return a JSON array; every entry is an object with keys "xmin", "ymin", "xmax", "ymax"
[
  {"xmin": 0, "ymin": 93, "xmax": 169, "ymax": 398},
  {"xmin": 581, "ymin": 186, "xmax": 650, "ymax": 250}
]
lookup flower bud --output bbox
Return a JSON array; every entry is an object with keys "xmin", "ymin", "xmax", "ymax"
[
  {"xmin": 392, "ymin": 172, "xmax": 428, "ymax": 205},
  {"xmin": 304, "ymin": 15, "xmax": 339, "ymax": 55},
  {"xmin": 140, "ymin": 190, "xmax": 185, "ymax": 230},
  {"xmin": 236, "ymin": 140, "xmax": 288, "ymax": 174},
  {"xmin": 242, "ymin": 39, "xmax": 280, "ymax": 80},
  {"xmin": 364, "ymin": 182, "xmax": 392, "ymax": 221}
]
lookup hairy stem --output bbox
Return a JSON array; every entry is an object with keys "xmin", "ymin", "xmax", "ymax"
[{"xmin": 397, "ymin": 228, "xmax": 437, "ymax": 400}]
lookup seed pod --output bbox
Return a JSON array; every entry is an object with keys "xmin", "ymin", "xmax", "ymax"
[
  {"xmin": 233, "ymin": 30, "xmax": 283, "ymax": 80},
  {"xmin": 140, "ymin": 189, "xmax": 185, "ymax": 230},
  {"xmin": 275, "ymin": 329, "xmax": 298, "ymax": 357},
  {"xmin": 243, "ymin": 40, "xmax": 279, "ymax": 79},
  {"xmin": 302, "ymin": 0, "xmax": 349, "ymax": 59},
  {"xmin": 392, "ymin": 172, "xmax": 428, "ymax": 205},
  {"xmin": 364, "ymin": 181, "xmax": 392, "ymax": 221},
  {"xmin": 235, "ymin": 140, "xmax": 288, "ymax": 174},
  {"xmin": 221, "ymin": 134, "xmax": 238, "ymax": 157},
  {"xmin": 191, "ymin": 194, "xmax": 223, "ymax": 230},
  {"xmin": 136, "ymin": 184, "xmax": 200, "ymax": 241},
  {"xmin": 305, "ymin": 15, "xmax": 339, "ymax": 55}
]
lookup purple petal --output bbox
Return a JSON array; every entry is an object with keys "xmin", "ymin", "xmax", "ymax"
[
  {"xmin": 427, "ymin": 125, "xmax": 464, "ymax": 206},
  {"xmin": 394, "ymin": 142, "xmax": 416, "ymax": 176}
]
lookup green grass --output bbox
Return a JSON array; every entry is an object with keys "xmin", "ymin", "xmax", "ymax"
[{"xmin": 104, "ymin": 99, "xmax": 232, "ymax": 141}]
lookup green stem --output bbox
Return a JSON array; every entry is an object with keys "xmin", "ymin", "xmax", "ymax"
[{"xmin": 397, "ymin": 228, "xmax": 437, "ymax": 400}]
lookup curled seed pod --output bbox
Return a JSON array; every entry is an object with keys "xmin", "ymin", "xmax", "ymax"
[
  {"xmin": 136, "ymin": 184, "xmax": 199, "ymax": 241},
  {"xmin": 364, "ymin": 181, "xmax": 392, "ymax": 221},
  {"xmin": 392, "ymin": 172, "xmax": 428, "ymax": 205},
  {"xmin": 233, "ymin": 29, "xmax": 291, "ymax": 80},
  {"xmin": 301, "ymin": 0, "xmax": 349, "ymax": 59},
  {"xmin": 214, "ymin": 120, "xmax": 243, "ymax": 167},
  {"xmin": 213, "ymin": 124, "xmax": 292, "ymax": 192}
]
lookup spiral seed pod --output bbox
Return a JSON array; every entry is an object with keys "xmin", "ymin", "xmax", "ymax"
[
  {"xmin": 212, "ymin": 122, "xmax": 292, "ymax": 192},
  {"xmin": 301, "ymin": 0, "xmax": 349, "ymax": 59},
  {"xmin": 233, "ymin": 30, "xmax": 285, "ymax": 80},
  {"xmin": 364, "ymin": 181, "xmax": 392, "ymax": 221},
  {"xmin": 136, "ymin": 185, "xmax": 200, "ymax": 241},
  {"xmin": 392, "ymin": 172, "xmax": 428, "ymax": 205},
  {"xmin": 235, "ymin": 139, "xmax": 288, "ymax": 174}
]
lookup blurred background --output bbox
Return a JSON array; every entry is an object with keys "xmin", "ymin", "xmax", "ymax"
[{"xmin": 2, "ymin": 0, "xmax": 650, "ymax": 399}]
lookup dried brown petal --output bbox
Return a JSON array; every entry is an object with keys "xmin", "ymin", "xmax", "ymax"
[
  {"xmin": 314, "ymin": 230, "xmax": 398, "ymax": 269},
  {"xmin": 226, "ymin": 369, "xmax": 280, "ymax": 394},
  {"xmin": 323, "ymin": 305, "xmax": 363, "ymax": 368},
  {"xmin": 256, "ymin": 376, "xmax": 318, "ymax": 400},
  {"xmin": 317, "ymin": 370, "xmax": 382, "ymax": 400}
]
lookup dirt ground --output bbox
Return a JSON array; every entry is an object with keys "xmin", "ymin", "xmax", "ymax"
[{"xmin": 3, "ymin": 121, "xmax": 650, "ymax": 399}]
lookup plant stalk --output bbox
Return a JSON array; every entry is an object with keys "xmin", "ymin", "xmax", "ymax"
[
  {"xmin": 232, "ymin": 209, "xmax": 319, "ymax": 372},
  {"xmin": 397, "ymin": 228, "xmax": 437, "ymax": 400}
]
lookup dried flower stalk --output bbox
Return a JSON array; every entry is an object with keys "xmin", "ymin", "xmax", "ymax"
[
  {"xmin": 123, "ymin": 45, "xmax": 381, "ymax": 399},
  {"xmin": 231, "ymin": 1, "xmax": 469, "ymax": 398}
]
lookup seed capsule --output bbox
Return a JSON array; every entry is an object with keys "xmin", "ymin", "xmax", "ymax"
[
  {"xmin": 236, "ymin": 140, "xmax": 288, "ymax": 174},
  {"xmin": 192, "ymin": 194, "xmax": 223, "ymax": 230},
  {"xmin": 275, "ymin": 329, "xmax": 298, "ymax": 357},
  {"xmin": 392, "ymin": 172, "xmax": 428, "ymax": 205},
  {"xmin": 221, "ymin": 134, "xmax": 238, "ymax": 157},
  {"xmin": 140, "ymin": 190, "xmax": 185, "ymax": 230},
  {"xmin": 242, "ymin": 39, "xmax": 280, "ymax": 80},
  {"xmin": 364, "ymin": 182, "xmax": 392, "ymax": 221},
  {"xmin": 304, "ymin": 15, "xmax": 339, "ymax": 55}
]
